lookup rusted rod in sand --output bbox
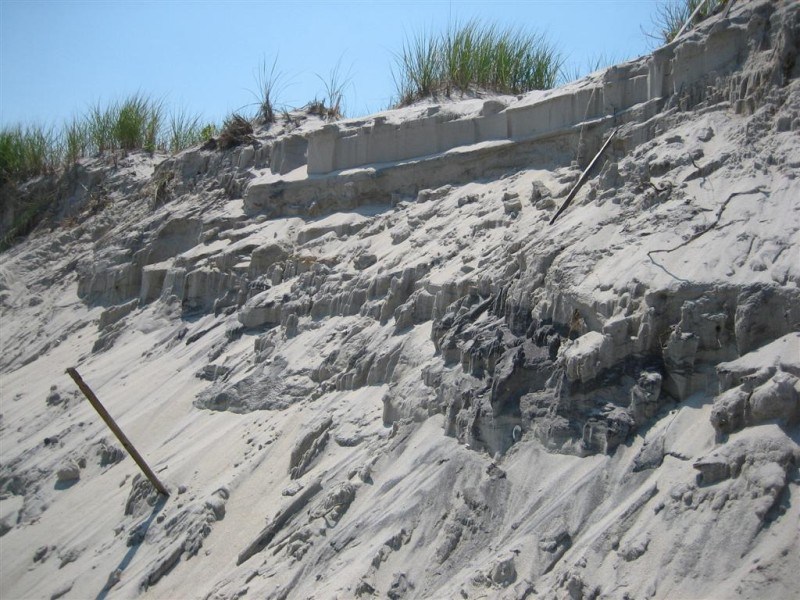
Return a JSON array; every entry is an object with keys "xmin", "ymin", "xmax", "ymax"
[
  {"xmin": 550, "ymin": 127, "xmax": 619, "ymax": 225},
  {"xmin": 66, "ymin": 367, "xmax": 169, "ymax": 497}
]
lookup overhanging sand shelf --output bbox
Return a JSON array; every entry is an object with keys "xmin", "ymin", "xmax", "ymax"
[{"xmin": 242, "ymin": 0, "xmax": 785, "ymax": 221}]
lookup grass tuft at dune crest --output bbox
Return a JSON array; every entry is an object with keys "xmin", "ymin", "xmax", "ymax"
[{"xmin": 393, "ymin": 20, "xmax": 562, "ymax": 106}]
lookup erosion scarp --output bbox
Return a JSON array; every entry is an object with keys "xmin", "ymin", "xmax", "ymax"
[{"xmin": 1, "ymin": 2, "xmax": 799, "ymax": 599}]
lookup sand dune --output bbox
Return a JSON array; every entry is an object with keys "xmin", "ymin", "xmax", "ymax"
[{"xmin": 1, "ymin": 1, "xmax": 799, "ymax": 598}]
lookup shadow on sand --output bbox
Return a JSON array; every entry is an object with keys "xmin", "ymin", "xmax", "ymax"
[{"xmin": 95, "ymin": 495, "xmax": 167, "ymax": 600}]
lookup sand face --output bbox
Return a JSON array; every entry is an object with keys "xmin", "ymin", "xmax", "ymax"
[{"xmin": 2, "ymin": 1, "xmax": 800, "ymax": 598}]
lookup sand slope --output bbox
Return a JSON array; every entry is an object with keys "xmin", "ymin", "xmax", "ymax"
[{"xmin": 1, "ymin": 1, "xmax": 799, "ymax": 599}]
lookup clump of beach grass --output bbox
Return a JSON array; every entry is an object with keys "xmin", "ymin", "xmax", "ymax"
[
  {"xmin": 0, "ymin": 95, "xmax": 210, "ymax": 250},
  {"xmin": 652, "ymin": 0, "xmax": 727, "ymax": 44},
  {"xmin": 86, "ymin": 93, "xmax": 164, "ymax": 154},
  {"xmin": 218, "ymin": 113, "xmax": 254, "ymax": 150},
  {"xmin": 393, "ymin": 20, "xmax": 562, "ymax": 106},
  {"xmin": 252, "ymin": 56, "xmax": 286, "ymax": 125},
  {"xmin": 63, "ymin": 117, "xmax": 89, "ymax": 166},
  {"xmin": 0, "ymin": 124, "xmax": 60, "ymax": 185},
  {"xmin": 0, "ymin": 124, "xmax": 60, "ymax": 251},
  {"xmin": 167, "ymin": 108, "xmax": 205, "ymax": 154},
  {"xmin": 114, "ymin": 93, "xmax": 163, "ymax": 151},
  {"xmin": 307, "ymin": 58, "xmax": 351, "ymax": 120},
  {"xmin": 1, "ymin": 94, "xmax": 211, "ymax": 188}
]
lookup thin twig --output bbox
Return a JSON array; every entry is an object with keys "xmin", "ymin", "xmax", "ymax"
[
  {"xmin": 647, "ymin": 186, "xmax": 767, "ymax": 259},
  {"xmin": 647, "ymin": 180, "xmax": 673, "ymax": 194}
]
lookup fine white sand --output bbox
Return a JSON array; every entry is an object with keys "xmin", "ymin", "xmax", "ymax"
[{"xmin": 2, "ymin": 2, "xmax": 799, "ymax": 599}]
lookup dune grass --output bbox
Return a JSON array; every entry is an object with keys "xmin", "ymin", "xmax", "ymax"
[
  {"xmin": 86, "ymin": 93, "xmax": 164, "ymax": 154},
  {"xmin": 0, "ymin": 124, "xmax": 60, "ymax": 185},
  {"xmin": 252, "ymin": 56, "xmax": 286, "ymax": 125},
  {"xmin": 394, "ymin": 20, "xmax": 562, "ymax": 106},
  {"xmin": 218, "ymin": 113, "xmax": 254, "ymax": 150},
  {"xmin": 0, "ymin": 125, "xmax": 59, "ymax": 250},
  {"xmin": 308, "ymin": 59, "xmax": 352, "ymax": 120},
  {"xmin": 559, "ymin": 53, "xmax": 622, "ymax": 85},
  {"xmin": 0, "ymin": 96, "xmax": 213, "ymax": 250},
  {"xmin": 63, "ymin": 117, "xmax": 89, "ymax": 166},
  {"xmin": 395, "ymin": 27, "xmax": 441, "ymax": 104},
  {"xmin": 653, "ymin": 0, "xmax": 727, "ymax": 44},
  {"xmin": 167, "ymin": 108, "xmax": 205, "ymax": 154},
  {"xmin": 0, "ymin": 94, "xmax": 211, "ymax": 188},
  {"xmin": 114, "ymin": 93, "xmax": 163, "ymax": 151}
]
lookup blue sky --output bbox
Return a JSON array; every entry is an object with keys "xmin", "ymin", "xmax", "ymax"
[{"xmin": 1, "ymin": 1, "xmax": 663, "ymax": 127}]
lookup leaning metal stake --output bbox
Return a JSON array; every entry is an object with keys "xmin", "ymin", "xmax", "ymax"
[
  {"xmin": 550, "ymin": 127, "xmax": 619, "ymax": 225},
  {"xmin": 66, "ymin": 367, "xmax": 169, "ymax": 496}
]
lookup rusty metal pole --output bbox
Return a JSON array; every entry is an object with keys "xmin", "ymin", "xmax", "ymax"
[
  {"xmin": 66, "ymin": 367, "xmax": 169, "ymax": 497},
  {"xmin": 550, "ymin": 127, "xmax": 619, "ymax": 226}
]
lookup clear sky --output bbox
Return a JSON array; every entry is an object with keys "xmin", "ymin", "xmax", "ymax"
[{"xmin": 1, "ymin": 0, "xmax": 663, "ymax": 128}]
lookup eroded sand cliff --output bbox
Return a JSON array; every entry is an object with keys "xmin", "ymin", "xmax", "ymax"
[{"xmin": 1, "ymin": 1, "xmax": 799, "ymax": 598}]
